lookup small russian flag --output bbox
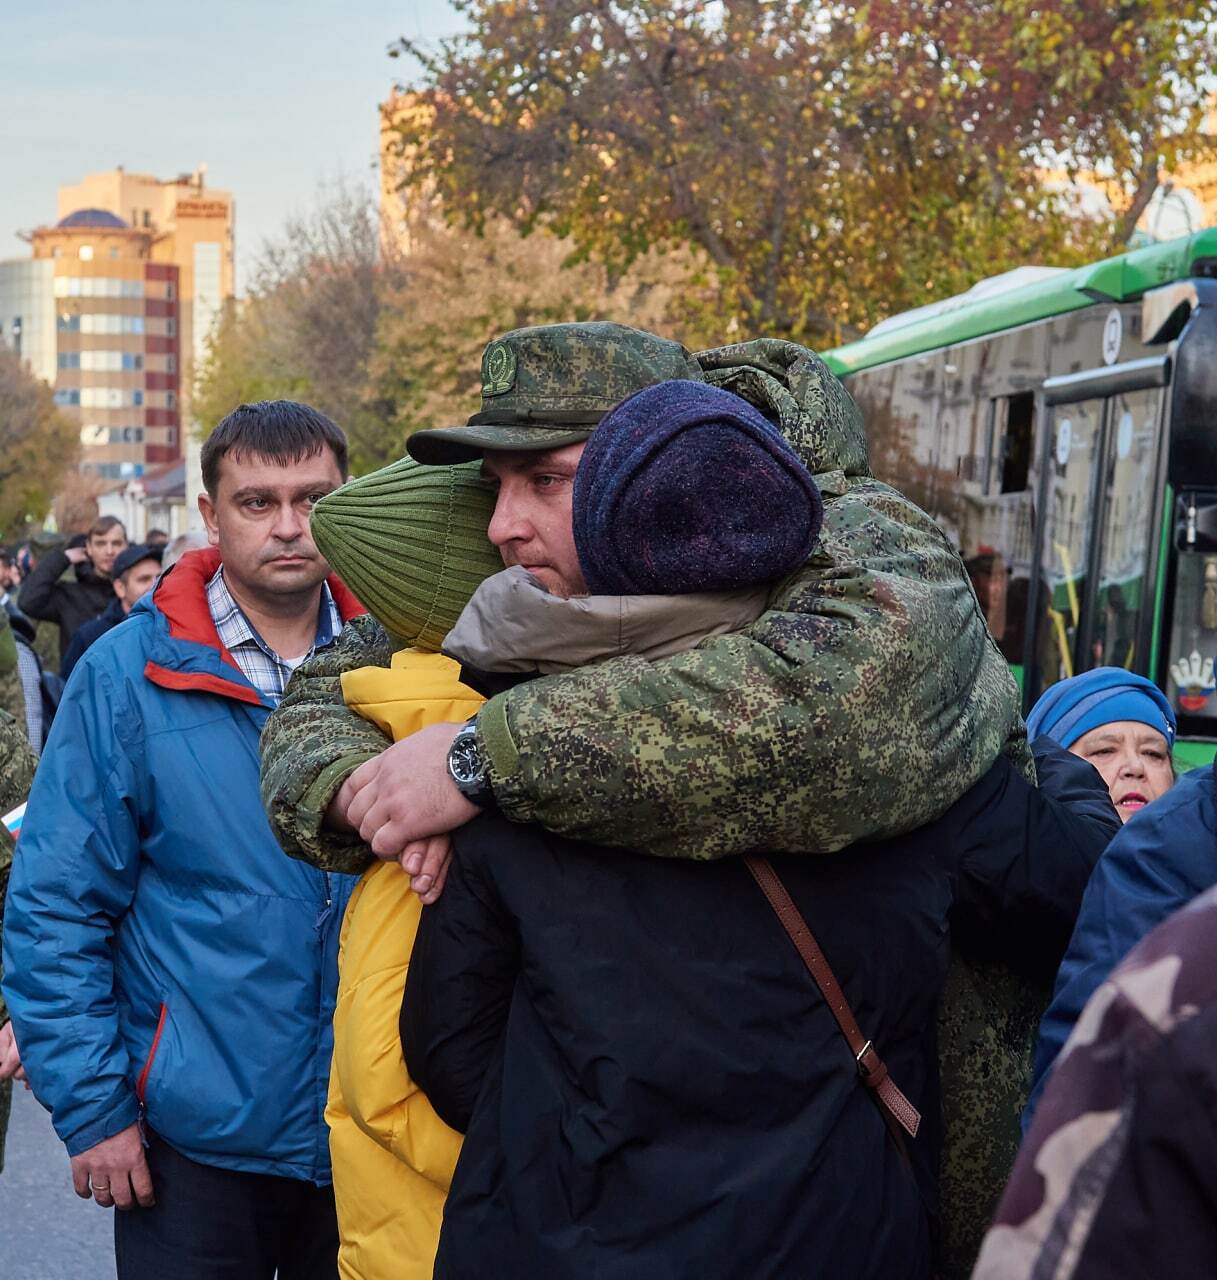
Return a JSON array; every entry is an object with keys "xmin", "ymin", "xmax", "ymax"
[{"xmin": 3, "ymin": 802, "xmax": 26, "ymax": 840}]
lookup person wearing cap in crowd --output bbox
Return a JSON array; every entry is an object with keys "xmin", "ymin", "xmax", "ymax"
[
  {"xmin": 19, "ymin": 516, "xmax": 128, "ymax": 668},
  {"xmin": 263, "ymin": 321, "xmax": 1029, "ymax": 900},
  {"xmin": 60, "ymin": 543, "xmax": 165, "ymax": 682},
  {"xmin": 296, "ymin": 456, "xmax": 498, "ymax": 1280},
  {"xmin": 292, "ymin": 395, "xmax": 803, "ymax": 1279},
  {"xmin": 403, "ymin": 379, "xmax": 1115, "ymax": 1277},
  {"xmin": 1024, "ymin": 667, "xmax": 1177, "ymax": 822},
  {"xmin": 1022, "ymin": 668, "xmax": 1189, "ymax": 1130},
  {"xmin": 263, "ymin": 373, "xmax": 1116, "ymax": 1277}
]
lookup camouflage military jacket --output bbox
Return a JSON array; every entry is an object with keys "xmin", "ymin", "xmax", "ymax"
[
  {"xmin": 973, "ymin": 878, "xmax": 1217, "ymax": 1279},
  {"xmin": 0, "ymin": 611, "xmax": 26, "ymax": 730},
  {"xmin": 262, "ymin": 338, "xmax": 1029, "ymax": 872},
  {"xmin": 0, "ymin": 709, "xmax": 37, "ymax": 1026}
]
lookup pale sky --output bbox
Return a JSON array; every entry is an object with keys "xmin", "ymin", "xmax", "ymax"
[{"xmin": 0, "ymin": 1, "xmax": 462, "ymax": 290}]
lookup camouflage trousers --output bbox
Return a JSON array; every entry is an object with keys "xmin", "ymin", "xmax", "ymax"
[{"xmin": 936, "ymin": 950, "xmax": 1049, "ymax": 1280}]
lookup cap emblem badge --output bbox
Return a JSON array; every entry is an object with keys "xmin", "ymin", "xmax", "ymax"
[{"xmin": 481, "ymin": 342, "xmax": 517, "ymax": 397}]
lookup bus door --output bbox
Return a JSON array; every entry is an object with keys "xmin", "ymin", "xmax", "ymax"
[{"xmin": 1027, "ymin": 356, "xmax": 1171, "ymax": 703}]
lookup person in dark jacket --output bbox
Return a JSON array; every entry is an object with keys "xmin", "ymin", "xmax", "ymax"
[
  {"xmin": 60, "ymin": 543, "xmax": 163, "ymax": 682},
  {"xmin": 19, "ymin": 515, "xmax": 127, "ymax": 664},
  {"xmin": 403, "ymin": 727, "xmax": 1117, "ymax": 1279},
  {"xmin": 973, "ymin": 878, "xmax": 1217, "ymax": 1280},
  {"xmin": 397, "ymin": 382, "xmax": 1120, "ymax": 1279}
]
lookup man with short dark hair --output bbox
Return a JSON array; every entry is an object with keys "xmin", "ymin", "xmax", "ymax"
[
  {"xmin": 144, "ymin": 528, "xmax": 170, "ymax": 548},
  {"xmin": 3, "ymin": 400, "xmax": 362, "ymax": 1279},
  {"xmin": 59, "ymin": 544, "xmax": 164, "ymax": 681},
  {"xmin": 19, "ymin": 515, "xmax": 128, "ymax": 664}
]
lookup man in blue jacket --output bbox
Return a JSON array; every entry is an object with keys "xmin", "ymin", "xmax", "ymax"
[{"xmin": 1, "ymin": 401, "xmax": 363, "ymax": 1278}]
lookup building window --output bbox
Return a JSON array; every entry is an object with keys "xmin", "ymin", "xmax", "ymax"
[
  {"xmin": 79, "ymin": 387, "xmax": 145, "ymax": 409},
  {"xmin": 167, "ymin": 427, "xmax": 177, "ymax": 446},
  {"xmin": 54, "ymin": 389, "xmax": 81, "ymax": 406},
  {"xmin": 165, "ymin": 354, "xmax": 176, "ymax": 373},
  {"xmin": 165, "ymin": 391, "xmax": 175, "ymax": 408},
  {"xmin": 78, "ymin": 245, "xmax": 93, "ymax": 261},
  {"xmin": 77, "ymin": 314, "xmax": 144, "ymax": 335},
  {"xmin": 57, "ymin": 314, "xmax": 80, "ymax": 332},
  {"xmin": 53, "ymin": 277, "xmax": 144, "ymax": 299},
  {"xmin": 166, "ymin": 283, "xmax": 175, "ymax": 300},
  {"xmin": 166, "ymin": 318, "xmax": 176, "ymax": 337},
  {"xmin": 57, "ymin": 352, "xmax": 81, "ymax": 370}
]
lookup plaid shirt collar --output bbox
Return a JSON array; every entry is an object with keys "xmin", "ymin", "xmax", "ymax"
[{"xmin": 205, "ymin": 565, "xmax": 340, "ymax": 706}]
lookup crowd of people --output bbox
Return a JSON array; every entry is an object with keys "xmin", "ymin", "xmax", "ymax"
[{"xmin": 0, "ymin": 321, "xmax": 1210, "ymax": 1279}]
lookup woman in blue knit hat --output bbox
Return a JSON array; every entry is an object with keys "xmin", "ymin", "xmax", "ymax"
[{"xmin": 1026, "ymin": 667, "xmax": 1177, "ymax": 822}]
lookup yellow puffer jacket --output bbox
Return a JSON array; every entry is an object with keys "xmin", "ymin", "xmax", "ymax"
[{"xmin": 329, "ymin": 650, "xmax": 484, "ymax": 1280}]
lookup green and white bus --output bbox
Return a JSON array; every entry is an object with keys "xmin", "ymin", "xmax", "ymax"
[{"xmin": 824, "ymin": 229, "xmax": 1217, "ymax": 768}]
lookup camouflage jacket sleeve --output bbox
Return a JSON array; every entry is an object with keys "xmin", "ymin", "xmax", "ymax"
[
  {"xmin": 0, "ymin": 712, "xmax": 39, "ymax": 1026},
  {"xmin": 260, "ymin": 614, "xmax": 395, "ymax": 874},
  {"xmin": 477, "ymin": 473, "xmax": 1029, "ymax": 860}
]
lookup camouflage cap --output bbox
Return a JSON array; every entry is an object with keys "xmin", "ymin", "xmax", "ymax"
[{"xmin": 406, "ymin": 321, "xmax": 703, "ymax": 465}]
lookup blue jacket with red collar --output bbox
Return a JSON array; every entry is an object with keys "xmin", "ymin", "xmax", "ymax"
[{"xmin": 1, "ymin": 549, "xmax": 364, "ymax": 1183}]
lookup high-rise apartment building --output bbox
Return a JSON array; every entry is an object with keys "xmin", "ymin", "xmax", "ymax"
[{"xmin": 0, "ymin": 166, "xmax": 234, "ymax": 489}]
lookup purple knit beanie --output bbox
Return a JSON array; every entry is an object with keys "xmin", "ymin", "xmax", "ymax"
[{"xmin": 573, "ymin": 379, "xmax": 824, "ymax": 595}]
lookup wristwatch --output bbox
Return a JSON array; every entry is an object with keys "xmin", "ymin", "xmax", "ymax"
[{"xmin": 447, "ymin": 716, "xmax": 495, "ymax": 809}]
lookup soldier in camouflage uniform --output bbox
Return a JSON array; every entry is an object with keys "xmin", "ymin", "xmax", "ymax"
[
  {"xmin": 262, "ymin": 322, "xmax": 1029, "ymax": 878},
  {"xmin": 0, "ymin": 709, "xmax": 39, "ymax": 1174}
]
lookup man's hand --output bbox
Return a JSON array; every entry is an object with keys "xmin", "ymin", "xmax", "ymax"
[
  {"xmin": 325, "ymin": 772, "xmax": 360, "ymax": 834},
  {"xmin": 345, "ymin": 723, "xmax": 479, "ymax": 898},
  {"xmin": 64, "ymin": 546, "xmax": 90, "ymax": 566},
  {"xmin": 0, "ymin": 1019, "xmax": 28, "ymax": 1086},
  {"xmin": 70, "ymin": 1122, "xmax": 154, "ymax": 1210}
]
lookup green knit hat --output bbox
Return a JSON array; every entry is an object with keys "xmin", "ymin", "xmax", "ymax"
[{"xmin": 310, "ymin": 456, "xmax": 502, "ymax": 652}]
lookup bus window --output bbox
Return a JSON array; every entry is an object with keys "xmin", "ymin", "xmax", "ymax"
[
  {"xmin": 1032, "ymin": 398, "xmax": 1104, "ymax": 693},
  {"xmin": 991, "ymin": 391, "xmax": 1034, "ymax": 495},
  {"xmin": 1089, "ymin": 388, "xmax": 1163, "ymax": 671}
]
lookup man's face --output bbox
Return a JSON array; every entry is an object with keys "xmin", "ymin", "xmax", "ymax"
[
  {"xmin": 197, "ymin": 448, "xmax": 343, "ymax": 602},
  {"xmin": 113, "ymin": 559, "xmax": 161, "ymax": 614},
  {"xmin": 483, "ymin": 443, "xmax": 588, "ymax": 598},
  {"xmin": 87, "ymin": 526, "xmax": 128, "ymax": 578}
]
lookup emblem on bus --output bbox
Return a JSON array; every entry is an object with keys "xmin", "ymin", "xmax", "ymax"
[
  {"xmin": 1170, "ymin": 650, "xmax": 1216, "ymax": 712},
  {"xmin": 1102, "ymin": 308, "xmax": 1122, "ymax": 365}
]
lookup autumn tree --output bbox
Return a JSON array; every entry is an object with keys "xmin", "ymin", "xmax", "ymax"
[
  {"xmin": 0, "ymin": 347, "xmax": 80, "ymax": 536},
  {"xmin": 198, "ymin": 180, "xmax": 717, "ymax": 468},
  {"xmin": 389, "ymin": 0, "xmax": 1217, "ymax": 342},
  {"xmin": 194, "ymin": 185, "xmax": 410, "ymax": 473},
  {"xmin": 373, "ymin": 203, "xmax": 718, "ymax": 443}
]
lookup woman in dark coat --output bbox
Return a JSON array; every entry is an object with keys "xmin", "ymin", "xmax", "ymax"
[{"xmin": 404, "ymin": 721, "xmax": 1117, "ymax": 1280}]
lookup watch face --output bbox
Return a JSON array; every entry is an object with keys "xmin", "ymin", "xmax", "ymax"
[{"xmin": 449, "ymin": 736, "xmax": 483, "ymax": 786}]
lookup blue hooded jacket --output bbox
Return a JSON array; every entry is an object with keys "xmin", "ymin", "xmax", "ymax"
[
  {"xmin": 1024, "ymin": 763, "xmax": 1216, "ymax": 1130},
  {"xmin": 1, "ymin": 549, "xmax": 363, "ymax": 1182}
]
